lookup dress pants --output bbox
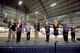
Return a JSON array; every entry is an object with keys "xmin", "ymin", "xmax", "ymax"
[
  {"xmin": 7, "ymin": 30, "xmax": 15, "ymax": 42},
  {"xmin": 71, "ymin": 32, "xmax": 75, "ymax": 41},
  {"xmin": 26, "ymin": 32, "xmax": 30, "ymax": 40},
  {"xmin": 16, "ymin": 31, "xmax": 21, "ymax": 42},
  {"xmin": 63, "ymin": 31, "xmax": 68, "ymax": 42},
  {"xmin": 46, "ymin": 31, "xmax": 50, "ymax": 42}
]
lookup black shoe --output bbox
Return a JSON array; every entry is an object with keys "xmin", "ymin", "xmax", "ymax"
[
  {"xmin": 47, "ymin": 40, "xmax": 49, "ymax": 43},
  {"xmin": 66, "ymin": 41, "xmax": 68, "ymax": 42},
  {"xmin": 73, "ymin": 40, "xmax": 76, "ymax": 42},
  {"xmin": 16, "ymin": 41, "xmax": 20, "ymax": 43},
  {"xmin": 45, "ymin": 40, "xmax": 49, "ymax": 43},
  {"xmin": 27, "ymin": 39, "xmax": 30, "ymax": 41},
  {"xmin": 6, "ymin": 40, "xmax": 10, "ymax": 42},
  {"xmin": 64, "ymin": 40, "xmax": 68, "ymax": 42},
  {"xmin": 45, "ymin": 40, "xmax": 47, "ymax": 41}
]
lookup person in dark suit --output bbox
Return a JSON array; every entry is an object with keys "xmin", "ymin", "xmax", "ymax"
[
  {"xmin": 45, "ymin": 21, "xmax": 50, "ymax": 42},
  {"xmin": 16, "ymin": 19, "xmax": 22, "ymax": 42},
  {"xmin": 71, "ymin": 25, "xmax": 76, "ymax": 41}
]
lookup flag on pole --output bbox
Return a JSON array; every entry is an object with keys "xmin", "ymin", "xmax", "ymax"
[{"xmin": 21, "ymin": 16, "xmax": 24, "ymax": 32}]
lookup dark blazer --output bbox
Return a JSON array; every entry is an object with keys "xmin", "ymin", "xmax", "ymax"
[
  {"xmin": 45, "ymin": 23, "xmax": 50, "ymax": 32},
  {"xmin": 10, "ymin": 22, "xmax": 16, "ymax": 31},
  {"xmin": 34, "ymin": 22, "xmax": 40, "ymax": 31}
]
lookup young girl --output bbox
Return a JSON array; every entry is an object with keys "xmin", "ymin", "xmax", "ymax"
[
  {"xmin": 25, "ymin": 22, "xmax": 31, "ymax": 41},
  {"xmin": 53, "ymin": 20, "xmax": 59, "ymax": 42}
]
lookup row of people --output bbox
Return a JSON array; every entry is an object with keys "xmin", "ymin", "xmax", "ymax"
[
  {"xmin": 6, "ymin": 19, "xmax": 77, "ymax": 43},
  {"xmin": 34, "ymin": 20, "xmax": 77, "ymax": 42}
]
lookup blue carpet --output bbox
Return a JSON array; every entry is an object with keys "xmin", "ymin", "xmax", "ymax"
[{"xmin": 0, "ymin": 45, "xmax": 80, "ymax": 53}]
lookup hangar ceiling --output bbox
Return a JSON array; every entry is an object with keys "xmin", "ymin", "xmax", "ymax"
[{"xmin": 0, "ymin": 0, "xmax": 80, "ymax": 19}]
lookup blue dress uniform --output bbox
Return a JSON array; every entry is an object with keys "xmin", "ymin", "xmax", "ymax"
[
  {"xmin": 45, "ymin": 23, "xmax": 50, "ymax": 42},
  {"xmin": 63, "ymin": 25, "xmax": 69, "ymax": 42}
]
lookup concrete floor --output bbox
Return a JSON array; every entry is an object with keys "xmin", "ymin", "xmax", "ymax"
[{"xmin": 0, "ymin": 28, "xmax": 80, "ymax": 46}]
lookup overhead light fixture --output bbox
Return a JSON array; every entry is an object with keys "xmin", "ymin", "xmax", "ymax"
[
  {"xmin": 35, "ymin": 11, "xmax": 39, "ymax": 14},
  {"xmin": 50, "ymin": 3, "xmax": 56, "ymax": 7},
  {"xmin": 19, "ymin": 1, "xmax": 22, "ymax": 5}
]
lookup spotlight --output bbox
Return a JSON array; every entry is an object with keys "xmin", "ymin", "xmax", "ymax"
[
  {"xmin": 35, "ymin": 11, "xmax": 39, "ymax": 14},
  {"xmin": 50, "ymin": 3, "xmax": 56, "ymax": 7},
  {"xmin": 19, "ymin": 1, "xmax": 22, "ymax": 5}
]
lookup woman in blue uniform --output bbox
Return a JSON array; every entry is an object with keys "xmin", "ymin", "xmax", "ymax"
[
  {"xmin": 60, "ymin": 23, "xmax": 69, "ymax": 42},
  {"xmin": 45, "ymin": 21, "xmax": 50, "ymax": 42}
]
